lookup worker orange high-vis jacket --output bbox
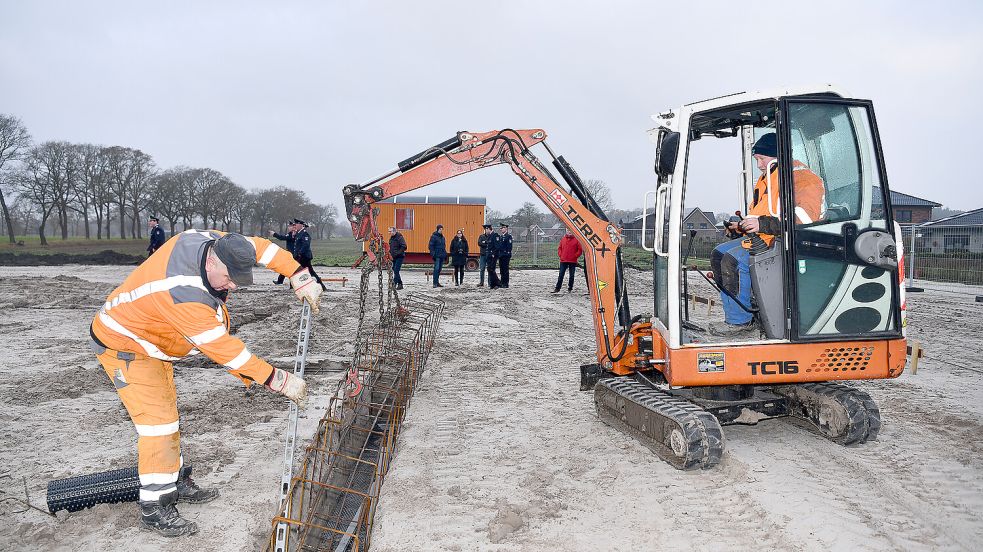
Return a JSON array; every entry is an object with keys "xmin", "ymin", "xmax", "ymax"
[
  {"xmin": 748, "ymin": 160, "xmax": 825, "ymax": 246},
  {"xmin": 91, "ymin": 230, "xmax": 301, "ymax": 386}
]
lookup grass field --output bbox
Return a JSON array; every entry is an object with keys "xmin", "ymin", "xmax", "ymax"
[{"xmin": 0, "ymin": 235, "xmax": 703, "ymax": 270}]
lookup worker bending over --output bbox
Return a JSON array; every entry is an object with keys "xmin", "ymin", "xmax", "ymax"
[
  {"xmin": 90, "ymin": 230, "xmax": 322, "ymax": 537},
  {"xmin": 710, "ymin": 133, "xmax": 824, "ymax": 336}
]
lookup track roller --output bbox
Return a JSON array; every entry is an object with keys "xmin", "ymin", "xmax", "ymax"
[
  {"xmin": 594, "ymin": 377, "xmax": 724, "ymax": 470},
  {"xmin": 772, "ymin": 382, "xmax": 881, "ymax": 445}
]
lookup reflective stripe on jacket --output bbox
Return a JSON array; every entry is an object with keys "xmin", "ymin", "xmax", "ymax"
[
  {"xmin": 91, "ymin": 229, "xmax": 300, "ymax": 386},
  {"xmin": 748, "ymin": 161, "xmax": 825, "ymax": 246}
]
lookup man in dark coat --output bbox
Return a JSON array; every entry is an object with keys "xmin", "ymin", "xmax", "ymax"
[
  {"xmin": 486, "ymin": 225, "xmax": 501, "ymax": 289},
  {"xmin": 293, "ymin": 219, "xmax": 328, "ymax": 291},
  {"xmin": 147, "ymin": 217, "xmax": 166, "ymax": 257},
  {"xmin": 388, "ymin": 226, "xmax": 407, "ymax": 290},
  {"xmin": 428, "ymin": 224, "xmax": 447, "ymax": 288},
  {"xmin": 496, "ymin": 223, "xmax": 513, "ymax": 288},
  {"xmin": 269, "ymin": 221, "xmax": 298, "ymax": 285},
  {"xmin": 476, "ymin": 224, "xmax": 493, "ymax": 287}
]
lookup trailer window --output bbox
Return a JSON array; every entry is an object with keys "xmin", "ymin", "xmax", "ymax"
[{"xmin": 395, "ymin": 208, "xmax": 414, "ymax": 230}]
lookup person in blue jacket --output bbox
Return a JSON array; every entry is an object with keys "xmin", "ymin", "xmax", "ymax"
[
  {"xmin": 428, "ymin": 224, "xmax": 447, "ymax": 288},
  {"xmin": 496, "ymin": 223, "xmax": 513, "ymax": 288},
  {"xmin": 147, "ymin": 217, "xmax": 166, "ymax": 256},
  {"xmin": 292, "ymin": 219, "xmax": 327, "ymax": 291}
]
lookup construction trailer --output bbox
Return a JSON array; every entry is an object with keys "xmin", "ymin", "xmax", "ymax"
[{"xmin": 365, "ymin": 195, "xmax": 486, "ymax": 269}]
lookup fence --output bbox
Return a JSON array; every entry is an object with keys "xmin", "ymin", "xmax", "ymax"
[
  {"xmin": 521, "ymin": 225, "xmax": 982, "ymax": 296},
  {"xmin": 899, "ymin": 225, "xmax": 983, "ymax": 295}
]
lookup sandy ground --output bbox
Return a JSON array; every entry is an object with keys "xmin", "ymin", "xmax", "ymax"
[{"xmin": 0, "ymin": 265, "xmax": 981, "ymax": 551}]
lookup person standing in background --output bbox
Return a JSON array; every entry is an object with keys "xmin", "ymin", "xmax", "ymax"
[
  {"xmin": 496, "ymin": 223, "xmax": 513, "ymax": 288},
  {"xmin": 148, "ymin": 217, "xmax": 166, "ymax": 257},
  {"xmin": 293, "ymin": 219, "xmax": 328, "ymax": 291},
  {"xmin": 476, "ymin": 224, "xmax": 493, "ymax": 288},
  {"xmin": 449, "ymin": 229, "xmax": 469, "ymax": 286},
  {"xmin": 553, "ymin": 229, "xmax": 583, "ymax": 293},
  {"xmin": 388, "ymin": 226, "xmax": 407, "ymax": 290},
  {"xmin": 428, "ymin": 224, "xmax": 447, "ymax": 288}
]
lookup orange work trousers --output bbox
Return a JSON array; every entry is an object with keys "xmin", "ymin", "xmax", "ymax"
[{"xmin": 95, "ymin": 345, "xmax": 182, "ymax": 502}]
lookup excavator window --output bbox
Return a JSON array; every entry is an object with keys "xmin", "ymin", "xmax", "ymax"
[{"xmin": 785, "ymin": 100, "xmax": 899, "ymax": 338}]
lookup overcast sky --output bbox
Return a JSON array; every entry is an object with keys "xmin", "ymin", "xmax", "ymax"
[{"xmin": 2, "ymin": 1, "xmax": 981, "ymax": 217}]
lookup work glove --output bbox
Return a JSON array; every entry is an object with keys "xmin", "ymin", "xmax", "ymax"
[
  {"xmin": 266, "ymin": 368, "xmax": 308, "ymax": 408},
  {"xmin": 290, "ymin": 268, "xmax": 322, "ymax": 314}
]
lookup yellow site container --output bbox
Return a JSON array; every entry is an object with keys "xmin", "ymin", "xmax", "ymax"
[{"xmin": 367, "ymin": 196, "xmax": 486, "ymax": 268}]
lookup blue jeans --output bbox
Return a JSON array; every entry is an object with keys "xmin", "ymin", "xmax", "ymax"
[
  {"xmin": 711, "ymin": 239, "xmax": 752, "ymax": 324},
  {"xmin": 432, "ymin": 258, "xmax": 444, "ymax": 285},
  {"xmin": 478, "ymin": 255, "xmax": 488, "ymax": 285},
  {"xmin": 392, "ymin": 256, "xmax": 404, "ymax": 285}
]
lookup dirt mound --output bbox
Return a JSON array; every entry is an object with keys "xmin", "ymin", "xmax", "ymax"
[{"xmin": 0, "ymin": 250, "xmax": 145, "ymax": 266}]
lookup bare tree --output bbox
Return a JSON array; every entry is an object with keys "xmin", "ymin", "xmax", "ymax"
[
  {"xmin": 310, "ymin": 203, "xmax": 339, "ymax": 239},
  {"xmin": 511, "ymin": 201, "xmax": 545, "ymax": 241},
  {"xmin": 0, "ymin": 114, "xmax": 33, "ymax": 243},
  {"xmin": 70, "ymin": 144, "xmax": 106, "ymax": 239},
  {"xmin": 583, "ymin": 179, "xmax": 615, "ymax": 214},
  {"xmin": 17, "ymin": 142, "xmax": 75, "ymax": 245}
]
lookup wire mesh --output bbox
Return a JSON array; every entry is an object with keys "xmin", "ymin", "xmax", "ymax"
[{"xmin": 268, "ymin": 293, "xmax": 444, "ymax": 552}]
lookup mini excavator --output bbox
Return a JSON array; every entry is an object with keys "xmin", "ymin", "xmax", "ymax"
[{"xmin": 344, "ymin": 85, "xmax": 908, "ymax": 470}]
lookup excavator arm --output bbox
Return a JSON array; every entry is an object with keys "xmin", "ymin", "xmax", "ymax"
[{"xmin": 343, "ymin": 129, "xmax": 652, "ymax": 375}]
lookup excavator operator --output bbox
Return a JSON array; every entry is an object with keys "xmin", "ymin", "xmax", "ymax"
[
  {"xmin": 89, "ymin": 230, "xmax": 322, "ymax": 537},
  {"xmin": 709, "ymin": 133, "xmax": 825, "ymax": 336}
]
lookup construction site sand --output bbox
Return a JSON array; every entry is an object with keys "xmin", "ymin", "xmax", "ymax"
[{"xmin": 0, "ymin": 265, "xmax": 981, "ymax": 551}]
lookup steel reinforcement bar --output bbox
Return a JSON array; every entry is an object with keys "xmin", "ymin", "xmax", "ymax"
[{"xmin": 269, "ymin": 293, "xmax": 444, "ymax": 552}]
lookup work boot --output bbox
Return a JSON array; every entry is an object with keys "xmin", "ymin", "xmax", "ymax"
[
  {"xmin": 140, "ymin": 493, "xmax": 198, "ymax": 538},
  {"xmin": 708, "ymin": 321, "xmax": 757, "ymax": 337},
  {"xmin": 396, "ymin": 283, "xmax": 403, "ymax": 290},
  {"xmin": 477, "ymin": 283, "xmax": 484, "ymax": 288},
  {"xmin": 176, "ymin": 474, "xmax": 219, "ymax": 504},
  {"xmin": 552, "ymin": 288, "xmax": 562, "ymax": 294}
]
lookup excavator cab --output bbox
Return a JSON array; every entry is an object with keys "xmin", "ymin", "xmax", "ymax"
[
  {"xmin": 646, "ymin": 86, "xmax": 904, "ymax": 347},
  {"xmin": 591, "ymin": 87, "xmax": 910, "ymax": 469}
]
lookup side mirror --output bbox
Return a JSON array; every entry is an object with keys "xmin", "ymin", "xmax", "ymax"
[{"xmin": 655, "ymin": 131, "xmax": 680, "ymax": 178}]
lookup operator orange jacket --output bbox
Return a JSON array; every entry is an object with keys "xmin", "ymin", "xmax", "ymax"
[
  {"xmin": 748, "ymin": 160, "xmax": 825, "ymax": 246},
  {"xmin": 91, "ymin": 230, "xmax": 301, "ymax": 386}
]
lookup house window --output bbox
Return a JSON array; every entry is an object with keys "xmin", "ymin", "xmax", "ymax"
[
  {"xmin": 395, "ymin": 208, "xmax": 414, "ymax": 230},
  {"xmin": 699, "ymin": 223, "xmax": 708, "ymax": 229},
  {"xmin": 896, "ymin": 209, "xmax": 912, "ymax": 223},
  {"xmin": 685, "ymin": 222, "xmax": 694, "ymax": 229},
  {"xmin": 944, "ymin": 235, "xmax": 970, "ymax": 252}
]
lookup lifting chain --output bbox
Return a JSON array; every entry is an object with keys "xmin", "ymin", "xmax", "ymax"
[{"xmin": 348, "ymin": 233, "xmax": 401, "ymax": 397}]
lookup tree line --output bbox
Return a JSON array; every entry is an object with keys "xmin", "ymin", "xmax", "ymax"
[{"xmin": 0, "ymin": 113, "xmax": 338, "ymax": 245}]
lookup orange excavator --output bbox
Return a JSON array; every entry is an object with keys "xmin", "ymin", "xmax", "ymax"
[{"xmin": 344, "ymin": 86, "xmax": 908, "ymax": 469}]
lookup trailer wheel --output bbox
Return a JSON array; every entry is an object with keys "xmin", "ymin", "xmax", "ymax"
[{"xmin": 465, "ymin": 258, "xmax": 480, "ymax": 272}]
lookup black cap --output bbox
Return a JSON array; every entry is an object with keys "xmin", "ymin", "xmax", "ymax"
[
  {"xmin": 436, "ymin": 224, "xmax": 443, "ymax": 229},
  {"xmin": 291, "ymin": 218, "xmax": 308, "ymax": 226},
  {"xmin": 482, "ymin": 224, "xmax": 492, "ymax": 229},
  {"xmin": 499, "ymin": 222, "xmax": 509, "ymax": 228},
  {"xmin": 149, "ymin": 216, "xmax": 159, "ymax": 222},
  {"xmin": 751, "ymin": 133, "xmax": 777, "ymax": 157},
  {"xmin": 212, "ymin": 233, "xmax": 255, "ymax": 286}
]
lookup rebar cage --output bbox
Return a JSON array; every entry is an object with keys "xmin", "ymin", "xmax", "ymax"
[{"xmin": 269, "ymin": 293, "xmax": 444, "ymax": 552}]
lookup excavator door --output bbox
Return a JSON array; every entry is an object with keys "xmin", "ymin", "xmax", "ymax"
[{"xmin": 779, "ymin": 97, "xmax": 903, "ymax": 340}]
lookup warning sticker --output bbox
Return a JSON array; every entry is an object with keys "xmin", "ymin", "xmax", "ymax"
[
  {"xmin": 697, "ymin": 352, "xmax": 725, "ymax": 373},
  {"xmin": 550, "ymin": 188, "xmax": 567, "ymax": 206},
  {"xmin": 597, "ymin": 280, "xmax": 608, "ymax": 291}
]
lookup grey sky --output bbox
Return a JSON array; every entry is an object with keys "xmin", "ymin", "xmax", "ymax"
[{"xmin": 2, "ymin": 1, "xmax": 981, "ymax": 217}]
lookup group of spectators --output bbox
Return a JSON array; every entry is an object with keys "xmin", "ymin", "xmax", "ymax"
[{"xmin": 387, "ymin": 222, "xmax": 585, "ymax": 293}]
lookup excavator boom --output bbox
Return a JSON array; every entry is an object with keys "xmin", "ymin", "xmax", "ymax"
[{"xmin": 343, "ymin": 129, "xmax": 651, "ymax": 373}]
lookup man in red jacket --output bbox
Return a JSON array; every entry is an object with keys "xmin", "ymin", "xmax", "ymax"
[{"xmin": 553, "ymin": 229, "xmax": 583, "ymax": 293}]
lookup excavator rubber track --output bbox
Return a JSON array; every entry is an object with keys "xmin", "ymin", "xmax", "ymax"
[
  {"xmin": 772, "ymin": 382, "xmax": 881, "ymax": 445},
  {"xmin": 594, "ymin": 377, "xmax": 724, "ymax": 470}
]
